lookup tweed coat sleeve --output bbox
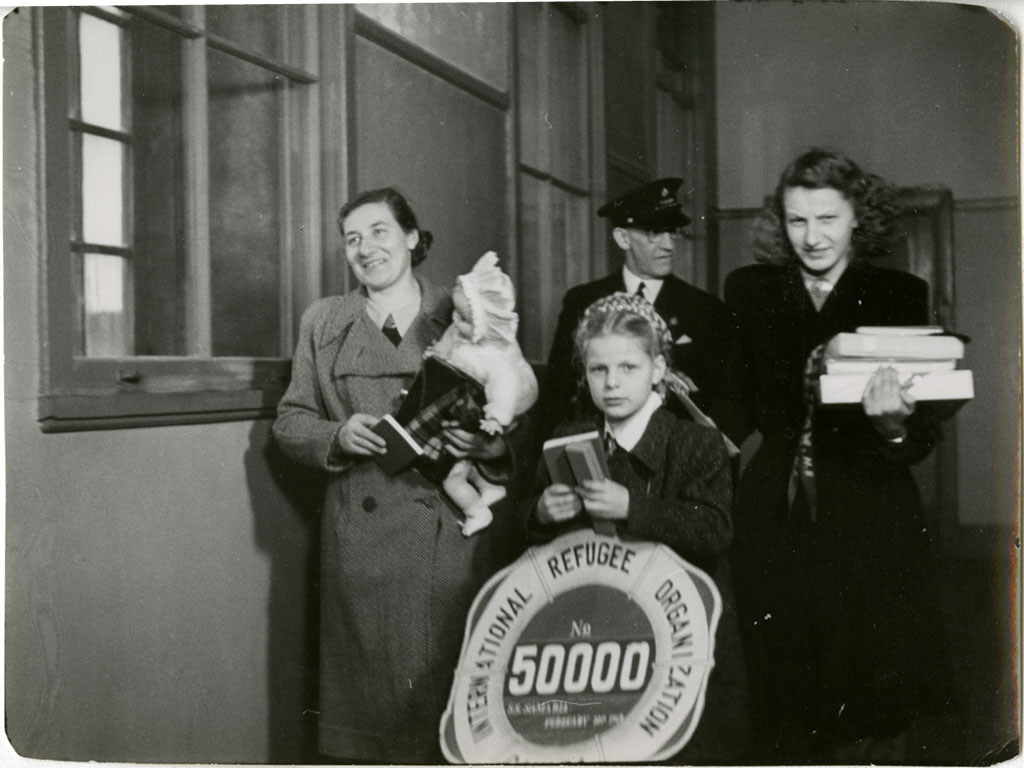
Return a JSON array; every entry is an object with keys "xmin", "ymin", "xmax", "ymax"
[
  {"xmin": 624, "ymin": 414, "xmax": 733, "ymax": 565},
  {"xmin": 272, "ymin": 298, "xmax": 353, "ymax": 472}
]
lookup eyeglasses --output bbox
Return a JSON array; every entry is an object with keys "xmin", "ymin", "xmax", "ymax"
[{"xmin": 636, "ymin": 228, "xmax": 684, "ymax": 243}]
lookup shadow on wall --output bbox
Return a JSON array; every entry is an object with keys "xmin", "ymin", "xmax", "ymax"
[{"xmin": 244, "ymin": 421, "xmax": 324, "ymax": 763}]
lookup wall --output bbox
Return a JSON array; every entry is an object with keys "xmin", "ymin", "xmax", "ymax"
[
  {"xmin": 712, "ymin": 1, "xmax": 1020, "ymax": 529},
  {"xmin": 5, "ymin": 4, "xmax": 518, "ymax": 762},
  {"xmin": 4, "ymin": 10, "xmax": 318, "ymax": 762}
]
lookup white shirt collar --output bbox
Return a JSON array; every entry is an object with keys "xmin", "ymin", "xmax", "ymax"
[
  {"xmin": 800, "ymin": 257, "xmax": 849, "ymax": 292},
  {"xmin": 364, "ymin": 287, "xmax": 422, "ymax": 336},
  {"xmin": 622, "ymin": 267, "xmax": 664, "ymax": 304},
  {"xmin": 605, "ymin": 391, "xmax": 663, "ymax": 453}
]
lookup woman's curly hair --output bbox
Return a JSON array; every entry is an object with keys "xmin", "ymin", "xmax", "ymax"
[
  {"xmin": 338, "ymin": 187, "xmax": 434, "ymax": 267},
  {"xmin": 752, "ymin": 148, "xmax": 901, "ymax": 265}
]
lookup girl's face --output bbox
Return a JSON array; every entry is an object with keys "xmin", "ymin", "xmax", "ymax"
[
  {"xmin": 583, "ymin": 333, "xmax": 666, "ymax": 426},
  {"xmin": 342, "ymin": 202, "xmax": 418, "ymax": 292},
  {"xmin": 782, "ymin": 186, "xmax": 857, "ymax": 278}
]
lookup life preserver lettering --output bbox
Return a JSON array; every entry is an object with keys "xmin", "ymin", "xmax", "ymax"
[
  {"xmin": 505, "ymin": 640, "xmax": 652, "ymax": 697},
  {"xmin": 546, "ymin": 541, "xmax": 637, "ymax": 578}
]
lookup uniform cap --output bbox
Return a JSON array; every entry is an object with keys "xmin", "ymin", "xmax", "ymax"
[{"xmin": 596, "ymin": 177, "xmax": 691, "ymax": 229}]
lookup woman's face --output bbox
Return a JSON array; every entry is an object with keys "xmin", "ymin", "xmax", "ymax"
[
  {"xmin": 782, "ymin": 186, "xmax": 858, "ymax": 278},
  {"xmin": 583, "ymin": 332, "xmax": 665, "ymax": 427},
  {"xmin": 342, "ymin": 202, "xmax": 418, "ymax": 292}
]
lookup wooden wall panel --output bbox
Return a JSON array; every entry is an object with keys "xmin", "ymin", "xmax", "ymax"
[{"xmin": 353, "ymin": 38, "xmax": 508, "ymax": 288}]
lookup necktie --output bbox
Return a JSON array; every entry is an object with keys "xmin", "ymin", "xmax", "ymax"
[
  {"xmin": 604, "ymin": 431, "xmax": 618, "ymax": 457},
  {"xmin": 808, "ymin": 279, "xmax": 832, "ymax": 311},
  {"xmin": 635, "ymin": 282, "xmax": 647, "ymax": 301},
  {"xmin": 382, "ymin": 314, "xmax": 402, "ymax": 347}
]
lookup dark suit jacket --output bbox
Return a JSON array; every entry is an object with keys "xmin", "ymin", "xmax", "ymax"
[
  {"xmin": 540, "ymin": 272, "xmax": 749, "ymax": 444},
  {"xmin": 723, "ymin": 260, "xmax": 952, "ymax": 742}
]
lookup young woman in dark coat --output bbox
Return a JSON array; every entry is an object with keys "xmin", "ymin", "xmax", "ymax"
[{"xmin": 724, "ymin": 149, "xmax": 954, "ymax": 763}]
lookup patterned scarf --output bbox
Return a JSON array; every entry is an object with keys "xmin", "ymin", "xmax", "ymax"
[{"xmin": 787, "ymin": 342, "xmax": 828, "ymax": 521}]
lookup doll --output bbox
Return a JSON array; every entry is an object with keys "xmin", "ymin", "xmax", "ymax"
[{"xmin": 428, "ymin": 251, "xmax": 538, "ymax": 536}]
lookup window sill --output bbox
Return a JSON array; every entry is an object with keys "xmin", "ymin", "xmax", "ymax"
[{"xmin": 39, "ymin": 387, "xmax": 286, "ymax": 432}]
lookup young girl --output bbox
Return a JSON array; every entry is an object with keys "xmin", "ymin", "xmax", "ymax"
[{"xmin": 527, "ymin": 292, "xmax": 751, "ymax": 763}]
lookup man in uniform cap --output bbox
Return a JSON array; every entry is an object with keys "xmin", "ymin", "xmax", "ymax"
[{"xmin": 539, "ymin": 178, "xmax": 749, "ymax": 446}]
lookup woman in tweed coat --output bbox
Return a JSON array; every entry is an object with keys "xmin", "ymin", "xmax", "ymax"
[{"xmin": 273, "ymin": 188, "xmax": 523, "ymax": 763}]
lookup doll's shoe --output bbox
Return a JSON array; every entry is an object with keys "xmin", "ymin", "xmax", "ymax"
[{"xmin": 460, "ymin": 505, "xmax": 493, "ymax": 537}]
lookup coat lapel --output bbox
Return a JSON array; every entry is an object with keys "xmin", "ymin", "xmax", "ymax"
[
  {"xmin": 331, "ymin": 277, "xmax": 451, "ymax": 378},
  {"xmin": 757, "ymin": 263, "xmax": 814, "ymax": 348},
  {"xmin": 629, "ymin": 407, "xmax": 671, "ymax": 474},
  {"xmin": 653, "ymin": 276, "xmax": 688, "ymax": 341}
]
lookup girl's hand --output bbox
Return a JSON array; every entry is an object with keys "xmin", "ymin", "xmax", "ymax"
[
  {"xmin": 537, "ymin": 484, "xmax": 583, "ymax": 524},
  {"xmin": 337, "ymin": 413, "xmax": 388, "ymax": 456},
  {"xmin": 862, "ymin": 367, "xmax": 915, "ymax": 440},
  {"xmin": 578, "ymin": 479, "xmax": 629, "ymax": 520},
  {"xmin": 440, "ymin": 420, "xmax": 508, "ymax": 460}
]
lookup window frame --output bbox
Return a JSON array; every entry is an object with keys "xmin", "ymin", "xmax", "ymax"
[{"xmin": 38, "ymin": 5, "xmax": 326, "ymax": 432}]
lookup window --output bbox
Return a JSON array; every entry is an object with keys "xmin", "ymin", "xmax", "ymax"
[
  {"xmin": 40, "ymin": 5, "xmax": 323, "ymax": 430},
  {"xmin": 515, "ymin": 3, "xmax": 601, "ymax": 361}
]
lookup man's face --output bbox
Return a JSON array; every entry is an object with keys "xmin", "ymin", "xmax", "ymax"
[{"xmin": 616, "ymin": 228, "xmax": 676, "ymax": 279}]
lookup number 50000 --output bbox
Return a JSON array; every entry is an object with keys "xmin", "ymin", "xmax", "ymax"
[{"xmin": 506, "ymin": 641, "xmax": 652, "ymax": 697}]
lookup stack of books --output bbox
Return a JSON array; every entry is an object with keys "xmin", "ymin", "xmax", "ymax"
[{"xmin": 816, "ymin": 326, "xmax": 974, "ymax": 405}]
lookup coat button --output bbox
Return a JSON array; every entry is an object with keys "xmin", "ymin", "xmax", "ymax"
[{"xmin": 362, "ymin": 496, "xmax": 377, "ymax": 513}]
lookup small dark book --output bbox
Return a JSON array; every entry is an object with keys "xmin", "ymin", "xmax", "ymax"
[
  {"xmin": 543, "ymin": 431, "xmax": 608, "ymax": 487},
  {"xmin": 542, "ymin": 431, "xmax": 615, "ymax": 537},
  {"xmin": 371, "ymin": 414, "xmax": 424, "ymax": 475}
]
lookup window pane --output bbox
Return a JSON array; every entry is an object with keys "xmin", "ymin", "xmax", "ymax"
[
  {"xmin": 516, "ymin": 4, "xmax": 542, "ymax": 169},
  {"xmin": 131, "ymin": 15, "xmax": 187, "ymax": 356},
  {"xmin": 357, "ymin": 3, "xmax": 508, "ymax": 92},
  {"xmin": 205, "ymin": 5, "xmax": 282, "ymax": 63},
  {"xmin": 558, "ymin": 190, "xmax": 590, "ymax": 289},
  {"xmin": 79, "ymin": 13, "xmax": 123, "ymax": 130},
  {"xmin": 82, "ymin": 134, "xmax": 125, "ymax": 246},
  {"xmin": 207, "ymin": 51, "xmax": 283, "ymax": 357},
  {"xmin": 548, "ymin": 9, "xmax": 587, "ymax": 186},
  {"xmin": 83, "ymin": 253, "xmax": 132, "ymax": 357}
]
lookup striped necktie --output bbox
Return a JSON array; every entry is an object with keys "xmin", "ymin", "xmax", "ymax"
[{"xmin": 382, "ymin": 314, "xmax": 402, "ymax": 347}]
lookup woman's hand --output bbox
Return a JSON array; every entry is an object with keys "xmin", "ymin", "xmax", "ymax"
[
  {"xmin": 578, "ymin": 479, "xmax": 630, "ymax": 521},
  {"xmin": 862, "ymin": 366, "xmax": 915, "ymax": 440},
  {"xmin": 440, "ymin": 419, "xmax": 508, "ymax": 460},
  {"xmin": 537, "ymin": 484, "xmax": 583, "ymax": 524},
  {"xmin": 336, "ymin": 413, "xmax": 388, "ymax": 456}
]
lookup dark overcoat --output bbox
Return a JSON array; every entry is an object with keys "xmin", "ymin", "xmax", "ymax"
[
  {"xmin": 525, "ymin": 408, "xmax": 752, "ymax": 763},
  {"xmin": 724, "ymin": 261, "xmax": 953, "ymax": 753},
  {"xmin": 541, "ymin": 273, "xmax": 749, "ymax": 445},
  {"xmin": 273, "ymin": 277, "xmax": 524, "ymax": 763}
]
